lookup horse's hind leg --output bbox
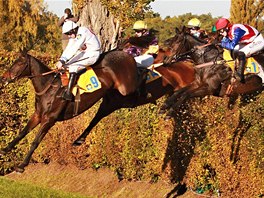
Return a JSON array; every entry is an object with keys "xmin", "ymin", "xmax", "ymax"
[
  {"xmin": 16, "ymin": 120, "xmax": 55, "ymax": 173},
  {"xmin": 73, "ymin": 96, "xmax": 121, "ymax": 146},
  {"xmin": 0, "ymin": 112, "xmax": 40, "ymax": 155}
]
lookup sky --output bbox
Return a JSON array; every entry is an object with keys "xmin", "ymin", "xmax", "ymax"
[{"xmin": 44, "ymin": 0, "xmax": 231, "ymax": 18}]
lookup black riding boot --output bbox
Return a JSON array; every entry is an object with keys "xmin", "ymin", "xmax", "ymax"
[
  {"xmin": 62, "ymin": 72, "xmax": 77, "ymax": 101},
  {"xmin": 137, "ymin": 68, "xmax": 151, "ymax": 98},
  {"xmin": 236, "ymin": 53, "xmax": 246, "ymax": 83}
]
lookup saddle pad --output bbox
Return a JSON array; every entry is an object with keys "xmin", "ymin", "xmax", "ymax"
[
  {"xmin": 223, "ymin": 49, "xmax": 259, "ymax": 74},
  {"xmin": 72, "ymin": 68, "xmax": 101, "ymax": 95}
]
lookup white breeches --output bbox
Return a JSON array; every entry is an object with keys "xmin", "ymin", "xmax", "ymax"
[
  {"xmin": 235, "ymin": 34, "xmax": 264, "ymax": 57},
  {"xmin": 66, "ymin": 50, "xmax": 100, "ymax": 73},
  {"xmin": 134, "ymin": 54, "xmax": 154, "ymax": 68}
]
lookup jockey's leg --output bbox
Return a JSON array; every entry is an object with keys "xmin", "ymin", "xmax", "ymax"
[
  {"xmin": 63, "ymin": 72, "xmax": 77, "ymax": 101},
  {"xmin": 233, "ymin": 51, "xmax": 246, "ymax": 83},
  {"xmin": 135, "ymin": 55, "xmax": 154, "ymax": 98},
  {"xmin": 237, "ymin": 52, "xmax": 246, "ymax": 83},
  {"xmin": 137, "ymin": 67, "xmax": 149, "ymax": 98}
]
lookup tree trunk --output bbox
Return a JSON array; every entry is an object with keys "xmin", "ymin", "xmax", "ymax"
[{"xmin": 76, "ymin": 0, "xmax": 122, "ymax": 52}]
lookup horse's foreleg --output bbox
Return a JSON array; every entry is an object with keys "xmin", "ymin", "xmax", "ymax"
[
  {"xmin": 159, "ymin": 85, "xmax": 192, "ymax": 114},
  {"xmin": 73, "ymin": 97, "xmax": 120, "ymax": 146},
  {"xmin": 166, "ymin": 85, "xmax": 212, "ymax": 118},
  {"xmin": 16, "ymin": 120, "xmax": 55, "ymax": 173},
  {"xmin": 0, "ymin": 112, "xmax": 40, "ymax": 155}
]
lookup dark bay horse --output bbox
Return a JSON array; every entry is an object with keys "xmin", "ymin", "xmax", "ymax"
[
  {"xmin": 161, "ymin": 27, "xmax": 263, "ymax": 115},
  {"xmin": 0, "ymin": 50, "xmax": 195, "ymax": 172},
  {"xmin": 0, "ymin": 51, "xmax": 138, "ymax": 172}
]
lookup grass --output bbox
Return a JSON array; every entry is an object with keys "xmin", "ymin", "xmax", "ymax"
[{"xmin": 0, "ymin": 176, "xmax": 91, "ymax": 198}]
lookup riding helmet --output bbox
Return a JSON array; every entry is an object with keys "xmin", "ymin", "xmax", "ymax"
[
  {"xmin": 133, "ymin": 20, "xmax": 147, "ymax": 30},
  {"xmin": 215, "ymin": 18, "xmax": 230, "ymax": 31},
  {"xmin": 187, "ymin": 18, "xmax": 201, "ymax": 28},
  {"xmin": 62, "ymin": 21, "xmax": 78, "ymax": 34}
]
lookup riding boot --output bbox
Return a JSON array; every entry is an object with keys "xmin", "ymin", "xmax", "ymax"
[
  {"xmin": 139, "ymin": 78, "xmax": 151, "ymax": 98},
  {"xmin": 62, "ymin": 72, "xmax": 77, "ymax": 101},
  {"xmin": 236, "ymin": 53, "xmax": 246, "ymax": 83},
  {"xmin": 137, "ymin": 68, "xmax": 151, "ymax": 98}
]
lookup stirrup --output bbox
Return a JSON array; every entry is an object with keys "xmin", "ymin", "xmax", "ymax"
[{"xmin": 62, "ymin": 91, "xmax": 74, "ymax": 101}]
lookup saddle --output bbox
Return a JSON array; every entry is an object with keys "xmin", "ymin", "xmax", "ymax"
[
  {"xmin": 223, "ymin": 49, "xmax": 261, "ymax": 74},
  {"xmin": 61, "ymin": 68, "xmax": 101, "ymax": 95}
]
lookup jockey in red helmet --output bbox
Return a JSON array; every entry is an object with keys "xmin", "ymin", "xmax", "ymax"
[{"xmin": 215, "ymin": 18, "xmax": 264, "ymax": 83}]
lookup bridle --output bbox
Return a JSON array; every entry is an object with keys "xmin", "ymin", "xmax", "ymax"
[
  {"xmin": 170, "ymin": 34, "xmax": 222, "ymax": 64},
  {"xmin": 4, "ymin": 55, "xmax": 59, "ymax": 96}
]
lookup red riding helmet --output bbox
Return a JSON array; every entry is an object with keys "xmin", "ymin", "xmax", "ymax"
[{"xmin": 215, "ymin": 18, "xmax": 230, "ymax": 31}]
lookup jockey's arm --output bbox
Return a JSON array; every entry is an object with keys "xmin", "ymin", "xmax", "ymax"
[
  {"xmin": 144, "ymin": 45, "xmax": 159, "ymax": 55},
  {"xmin": 60, "ymin": 34, "xmax": 86, "ymax": 64},
  {"xmin": 221, "ymin": 28, "xmax": 246, "ymax": 50}
]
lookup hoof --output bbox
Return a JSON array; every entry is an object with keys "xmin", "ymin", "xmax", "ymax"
[
  {"xmin": 158, "ymin": 109, "xmax": 166, "ymax": 115},
  {"xmin": 167, "ymin": 108, "xmax": 175, "ymax": 117},
  {"xmin": 159, "ymin": 105, "xmax": 168, "ymax": 115},
  {"xmin": 0, "ymin": 149, "xmax": 7, "ymax": 156},
  {"xmin": 15, "ymin": 166, "xmax": 25, "ymax": 173},
  {"xmin": 164, "ymin": 115, "xmax": 172, "ymax": 121},
  {"xmin": 73, "ymin": 138, "xmax": 85, "ymax": 146}
]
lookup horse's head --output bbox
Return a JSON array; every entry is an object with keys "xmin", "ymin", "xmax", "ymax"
[
  {"xmin": 163, "ymin": 27, "xmax": 192, "ymax": 63},
  {"xmin": 1, "ymin": 53, "xmax": 31, "ymax": 85}
]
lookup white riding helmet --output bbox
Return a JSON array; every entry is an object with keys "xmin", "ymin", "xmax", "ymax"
[{"xmin": 62, "ymin": 21, "xmax": 78, "ymax": 34}]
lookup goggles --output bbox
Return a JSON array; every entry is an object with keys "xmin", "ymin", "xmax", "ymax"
[
  {"xmin": 134, "ymin": 29, "xmax": 144, "ymax": 33},
  {"xmin": 65, "ymin": 29, "xmax": 75, "ymax": 35},
  {"xmin": 190, "ymin": 27, "xmax": 199, "ymax": 31}
]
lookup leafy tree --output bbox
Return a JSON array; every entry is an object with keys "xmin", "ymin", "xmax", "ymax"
[
  {"xmin": 0, "ymin": 0, "xmax": 61, "ymax": 55},
  {"xmin": 73, "ymin": 0, "xmax": 154, "ymax": 51},
  {"xmin": 230, "ymin": 0, "xmax": 264, "ymax": 29}
]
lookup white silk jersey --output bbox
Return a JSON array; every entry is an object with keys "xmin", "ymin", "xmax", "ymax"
[{"xmin": 60, "ymin": 26, "xmax": 101, "ymax": 63}]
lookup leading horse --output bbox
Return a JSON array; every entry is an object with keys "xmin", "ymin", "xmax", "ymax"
[
  {"xmin": 0, "ymin": 48, "xmax": 195, "ymax": 172},
  {"xmin": 0, "ymin": 50, "xmax": 138, "ymax": 172},
  {"xmin": 161, "ymin": 27, "xmax": 263, "ymax": 115}
]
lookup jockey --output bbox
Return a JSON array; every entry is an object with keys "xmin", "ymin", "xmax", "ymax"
[
  {"xmin": 56, "ymin": 21, "xmax": 101, "ymax": 100},
  {"xmin": 215, "ymin": 17, "xmax": 264, "ymax": 83},
  {"xmin": 124, "ymin": 20, "xmax": 159, "ymax": 68},
  {"xmin": 187, "ymin": 18, "xmax": 207, "ymax": 39},
  {"xmin": 123, "ymin": 20, "xmax": 159, "ymax": 98}
]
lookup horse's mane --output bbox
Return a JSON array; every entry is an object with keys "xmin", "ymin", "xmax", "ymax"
[{"xmin": 26, "ymin": 54, "xmax": 52, "ymax": 71}]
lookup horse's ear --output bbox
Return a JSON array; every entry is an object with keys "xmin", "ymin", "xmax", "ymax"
[
  {"xmin": 175, "ymin": 27, "xmax": 180, "ymax": 34},
  {"xmin": 19, "ymin": 49, "xmax": 29, "ymax": 57},
  {"xmin": 182, "ymin": 26, "xmax": 187, "ymax": 33}
]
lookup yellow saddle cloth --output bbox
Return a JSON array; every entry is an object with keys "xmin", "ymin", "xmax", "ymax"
[
  {"xmin": 223, "ymin": 49, "xmax": 260, "ymax": 74},
  {"xmin": 69, "ymin": 68, "xmax": 101, "ymax": 95}
]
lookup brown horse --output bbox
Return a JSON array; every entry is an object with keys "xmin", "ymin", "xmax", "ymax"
[
  {"xmin": 0, "ymin": 50, "xmax": 195, "ymax": 172},
  {"xmin": 161, "ymin": 27, "xmax": 263, "ymax": 115},
  {"xmin": 0, "ymin": 51, "xmax": 137, "ymax": 172}
]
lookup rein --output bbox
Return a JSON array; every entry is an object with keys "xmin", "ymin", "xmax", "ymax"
[
  {"xmin": 21, "ymin": 56, "xmax": 60, "ymax": 96},
  {"xmin": 194, "ymin": 59, "xmax": 235, "ymax": 68},
  {"xmin": 28, "ymin": 69, "xmax": 59, "ymax": 78},
  {"xmin": 174, "ymin": 42, "xmax": 215, "ymax": 61}
]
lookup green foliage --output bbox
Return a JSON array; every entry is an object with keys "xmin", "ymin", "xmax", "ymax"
[
  {"xmin": 0, "ymin": 177, "xmax": 87, "ymax": 198},
  {"xmin": 185, "ymin": 95, "xmax": 264, "ymax": 197},
  {"xmin": 142, "ymin": 13, "xmax": 217, "ymax": 47},
  {"xmin": 0, "ymin": 0, "xmax": 61, "ymax": 55},
  {"xmin": 73, "ymin": 0, "xmax": 155, "ymax": 28}
]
